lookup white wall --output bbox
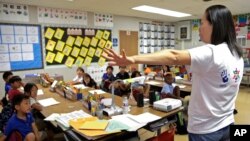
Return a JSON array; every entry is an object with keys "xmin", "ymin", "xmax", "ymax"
[{"xmin": 0, "ymin": 5, "xmax": 154, "ymax": 96}]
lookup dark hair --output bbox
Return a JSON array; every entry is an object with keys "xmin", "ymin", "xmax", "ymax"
[
  {"xmin": 131, "ymin": 71, "xmax": 141, "ymax": 78},
  {"xmin": 205, "ymin": 5, "xmax": 242, "ymax": 57},
  {"xmin": 12, "ymin": 94, "xmax": 29, "ymax": 107},
  {"xmin": 8, "ymin": 76, "xmax": 22, "ymax": 84},
  {"xmin": 106, "ymin": 66, "xmax": 113, "ymax": 71},
  {"xmin": 76, "ymin": 67, "xmax": 85, "ymax": 73},
  {"xmin": 24, "ymin": 83, "xmax": 38, "ymax": 95},
  {"xmin": 83, "ymin": 73, "xmax": 97, "ymax": 88},
  {"xmin": 2, "ymin": 71, "xmax": 13, "ymax": 80}
]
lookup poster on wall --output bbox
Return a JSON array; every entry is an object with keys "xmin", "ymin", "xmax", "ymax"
[
  {"xmin": 44, "ymin": 26, "xmax": 112, "ymax": 67},
  {"xmin": 94, "ymin": 13, "xmax": 113, "ymax": 27},
  {"xmin": 38, "ymin": 7, "xmax": 88, "ymax": 26},
  {"xmin": 0, "ymin": 2, "xmax": 29, "ymax": 22},
  {"xmin": 0, "ymin": 23, "xmax": 43, "ymax": 72}
]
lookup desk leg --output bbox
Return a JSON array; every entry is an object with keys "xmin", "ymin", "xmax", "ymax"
[{"xmin": 157, "ymin": 128, "xmax": 161, "ymax": 136}]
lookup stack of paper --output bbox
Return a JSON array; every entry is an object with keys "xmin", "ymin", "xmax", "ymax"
[
  {"xmin": 80, "ymin": 120, "xmax": 109, "ymax": 130},
  {"xmin": 38, "ymin": 98, "xmax": 60, "ymax": 107},
  {"xmin": 73, "ymin": 84, "xmax": 89, "ymax": 89},
  {"xmin": 88, "ymin": 89, "xmax": 106, "ymax": 95},
  {"xmin": 53, "ymin": 110, "xmax": 92, "ymax": 128},
  {"xmin": 127, "ymin": 112, "xmax": 161, "ymax": 124},
  {"xmin": 37, "ymin": 89, "xmax": 44, "ymax": 95}
]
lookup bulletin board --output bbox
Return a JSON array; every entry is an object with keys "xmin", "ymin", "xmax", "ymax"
[
  {"xmin": 44, "ymin": 26, "xmax": 112, "ymax": 67},
  {"xmin": 0, "ymin": 23, "xmax": 43, "ymax": 72}
]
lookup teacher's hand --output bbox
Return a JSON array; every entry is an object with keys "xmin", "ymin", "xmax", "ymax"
[{"xmin": 103, "ymin": 49, "xmax": 135, "ymax": 66}]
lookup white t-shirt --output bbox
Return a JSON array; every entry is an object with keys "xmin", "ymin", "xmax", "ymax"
[
  {"xmin": 187, "ymin": 43, "xmax": 243, "ymax": 134},
  {"xmin": 30, "ymin": 97, "xmax": 37, "ymax": 106},
  {"xmin": 72, "ymin": 75, "xmax": 83, "ymax": 83}
]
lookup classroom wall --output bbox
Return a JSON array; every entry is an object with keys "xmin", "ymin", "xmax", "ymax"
[{"xmin": 0, "ymin": 5, "xmax": 157, "ymax": 97}]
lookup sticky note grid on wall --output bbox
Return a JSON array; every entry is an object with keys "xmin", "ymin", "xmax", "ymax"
[
  {"xmin": 0, "ymin": 23, "xmax": 43, "ymax": 72},
  {"xmin": 44, "ymin": 26, "xmax": 112, "ymax": 67}
]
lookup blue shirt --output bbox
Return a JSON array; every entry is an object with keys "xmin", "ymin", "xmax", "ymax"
[
  {"xmin": 5, "ymin": 83, "xmax": 11, "ymax": 96},
  {"xmin": 102, "ymin": 73, "xmax": 115, "ymax": 81},
  {"xmin": 161, "ymin": 83, "xmax": 174, "ymax": 95},
  {"xmin": 4, "ymin": 113, "xmax": 34, "ymax": 139}
]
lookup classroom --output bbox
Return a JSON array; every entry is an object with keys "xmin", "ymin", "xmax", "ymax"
[{"xmin": 0, "ymin": 0, "xmax": 250, "ymax": 141}]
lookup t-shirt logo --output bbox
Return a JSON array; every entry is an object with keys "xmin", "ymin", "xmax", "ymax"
[
  {"xmin": 221, "ymin": 69, "xmax": 229, "ymax": 83},
  {"xmin": 232, "ymin": 68, "xmax": 240, "ymax": 82}
]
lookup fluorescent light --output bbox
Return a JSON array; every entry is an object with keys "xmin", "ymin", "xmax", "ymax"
[{"xmin": 132, "ymin": 5, "xmax": 191, "ymax": 18}]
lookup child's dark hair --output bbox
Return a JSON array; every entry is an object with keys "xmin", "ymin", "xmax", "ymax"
[
  {"xmin": 106, "ymin": 66, "xmax": 113, "ymax": 71},
  {"xmin": 77, "ymin": 67, "xmax": 85, "ymax": 73},
  {"xmin": 131, "ymin": 71, "xmax": 141, "ymax": 78},
  {"xmin": 12, "ymin": 94, "xmax": 29, "ymax": 107},
  {"xmin": 24, "ymin": 83, "xmax": 38, "ymax": 95},
  {"xmin": 2, "ymin": 71, "xmax": 13, "ymax": 81},
  {"xmin": 8, "ymin": 76, "xmax": 22, "ymax": 84}
]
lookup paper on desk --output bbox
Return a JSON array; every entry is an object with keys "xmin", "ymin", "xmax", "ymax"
[
  {"xmin": 111, "ymin": 114, "xmax": 146, "ymax": 131},
  {"xmin": 89, "ymin": 89, "xmax": 106, "ymax": 95},
  {"xmin": 38, "ymin": 98, "xmax": 60, "ymax": 107},
  {"xmin": 145, "ymin": 81, "xmax": 161, "ymax": 85},
  {"xmin": 73, "ymin": 84, "xmax": 88, "ymax": 89},
  {"xmin": 44, "ymin": 113, "xmax": 60, "ymax": 121},
  {"xmin": 37, "ymin": 89, "xmax": 44, "ymax": 95},
  {"xmin": 127, "ymin": 112, "xmax": 161, "ymax": 124},
  {"xmin": 101, "ymin": 98, "xmax": 112, "ymax": 107},
  {"xmin": 172, "ymin": 83, "xmax": 186, "ymax": 89},
  {"xmin": 175, "ymin": 76, "xmax": 183, "ymax": 80},
  {"xmin": 106, "ymin": 120, "xmax": 130, "ymax": 132}
]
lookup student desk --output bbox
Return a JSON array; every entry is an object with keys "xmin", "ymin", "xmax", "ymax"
[{"xmin": 37, "ymin": 85, "xmax": 183, "ymax": 140}]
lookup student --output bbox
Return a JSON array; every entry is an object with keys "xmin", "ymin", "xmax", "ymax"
[
  {"xmin": 101, "ymin": 66, "xmax": 115, "ymax": 92},
  {"xmin": 116, "ymin": 66, "xmax": 130, "ymax": 80},
  {"xmin": 8, "ymin": 76, "xmax": 23, "ymax": 102},
  {"xmin": 161, "ymin": 73, "xmax": 180, "ymax": 99},
  {"xmin": 103, "ymin": 5, "xmax": 243, "ymax": 141},
  {"xmin": 131, "ymin": 70, "xmax": 141, "ymax": 78},
  {"xmin": 1, "ymin": 71, "xmax": 13, "ymax": 106},
  {"xmin": 158, "ymin": 65, "xmax": 170, "ymax": 77},
  {"xmin": 0, "ymin": 94, "xmax": 40, "ymax": 141},
  {"xmin": 82, "ymin": 73, "xmax": 97, "ymax": 88},
  {"xmin": 68, "ymin": 67, "xmax": 85, "ymax": 85},
  {"xmin": 24, "ymin": 83, "xmax": 43, "ymax": 112}
]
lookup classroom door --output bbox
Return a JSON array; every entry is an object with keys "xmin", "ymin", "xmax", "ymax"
[{"xmin": 119, "ymin": 30, "xmax": 138, "ymax": 71}]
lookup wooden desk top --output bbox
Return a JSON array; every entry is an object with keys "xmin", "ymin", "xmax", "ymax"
[{"xmin": 145, "ymin": 79, "xmax": 192, "ymax": 93}]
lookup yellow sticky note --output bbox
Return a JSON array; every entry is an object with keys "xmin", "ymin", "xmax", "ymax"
[
  {"xmin": 95, "ymin": 48, "xmax": 102, "ymax": 57},
  {"xmin": 65, "ymin": 56, "xmax": 75, "ymax": 67},
  {"xmin": 55, "ymin": 41, "xmax": 65, "ymax": 52},
  {"xmin": 95, "ymin": 30, "xmax": 104, "ymax": 39},
  {"xmin": 66, "ymin": 36, "xmax": 75, "ymax": 46},
  {"xmin": 103, "ymin": 30, "xmax": 110, "ymax": 40},
  {"xmin": 79, "ymin": 120, "xmax": 109, "ymax": 130},
  {"xmin": 82, "ymin": 37, "xmax": 91, "ymax": 47},
  {"xmin": 54, "ymin": 52, "xmax": 64, "ymax": 63},
  {"xmin": 62, "ymin": 45, "xmax": 72, "ymax": 56},
  {"xmin": 98, "ymin": 39, "xmax": 106, "ymax": 48},
  {"xmin": 54, "ymin": 28, "xmax": 64, "ymax": 40},
  {"xmin": 74, "ymin": 36, "xmax": 83, "ymax": 47},
  {"xmin": 75, "ymin": 57, "xmax": 84, "ymax": 67},
  {"xmin": 71, "ymin": 46, "xmax": 80, "ymax": 57},
  {"xmin": 46, "ymin": 40, "xmax": 56, "ymax": 51},
  {"xmin": 46, "ymin": 52, "xmax": 56, "ymax": 63},
  {"xmin": 79, "ymin": 47, "xmax": 88, "ymax": 57},
  {"xmin": 98, "ymin": 57, "xmax": 106, "ymax": 66},
  {"xmin": 87, "ymin": 47, "xmax": 96, "ymax": 57},
  {"xmin": 90, "ymin": 37, "xmax": 98, "ymax": 47},
  {"xmin": 104, "ymin": 41, "xmax": 112, "ymax": 49},
  {"xmin": 84, "ymin": 56, "xmax": 92, "ymax": 66},
  {"xmin": 44, "ymin": 28, "xmax": 55, "ymax": 39}
]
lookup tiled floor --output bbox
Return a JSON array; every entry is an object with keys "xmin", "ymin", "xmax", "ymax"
[{"xmin": 139, "ymin": 86, "xmax": 250, "ymax": 141}]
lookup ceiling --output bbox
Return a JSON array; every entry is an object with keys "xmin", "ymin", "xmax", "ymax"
[{"xmin": 1, "ymin": 0, "xmax": 249, "ymax": 22}]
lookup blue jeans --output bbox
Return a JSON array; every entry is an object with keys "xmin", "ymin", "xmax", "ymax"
[{"xmin": 189, "ymin": 124, "xmax": 232, "ymax": 141}]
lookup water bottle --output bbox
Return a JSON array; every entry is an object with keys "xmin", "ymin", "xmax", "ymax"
[{"xmin": 123, "ymin": 96, "xmax": 129, "ymax": 114}]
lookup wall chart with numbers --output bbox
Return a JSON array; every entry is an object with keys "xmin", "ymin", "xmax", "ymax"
[
  {"xmin": 0, "ymin": 23, "xmax": 43, "ymax": 72},
  {"xmin": 44, "ymin": 26, "xmax": 112, "ymax": 67}
]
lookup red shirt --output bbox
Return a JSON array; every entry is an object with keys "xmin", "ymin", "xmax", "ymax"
[{"xmin": 8, "ymin": 89, "xmax": 22, "ymax": 102}]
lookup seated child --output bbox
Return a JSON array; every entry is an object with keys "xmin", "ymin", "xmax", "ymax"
[
  {"xmin": 24, "ymin": 83, "xmax": 43, "ymax": 112},
  {"xmin": 115, "ymin": 66, "xmax": 130, "ymax": 96},
  {"xmin": 116, "ymin": 66, "xmax": 130, "ymax": 80},
  {"xmin": 82, "ymin": 73, "xmax": 97, "ymax": 89},
  {"xmin": 8, "ymin": 76, "xmax": 24, "ymax": 102},
  {"xmin": 68, "ymin": 67, "xmax": 85, "ymax": 85},
  {"xmin": 1, "ymin": 71, "xmax": 13, "ymax": 106},
  {"xmin": 161, "ymin": 73, "xmax": 180, "ymax": 99},
  {"xmin": 0, "ymin": 94, "xmax": 41, "ymax": 141},
  {"xmin": 101, "ymin": 66, "xmax": 116, "ymax": 92}
]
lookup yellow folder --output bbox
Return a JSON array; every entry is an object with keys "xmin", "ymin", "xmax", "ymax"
[{"xmin": 79, "ymin": 120, "xmax": 109, "ymax": 130}]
